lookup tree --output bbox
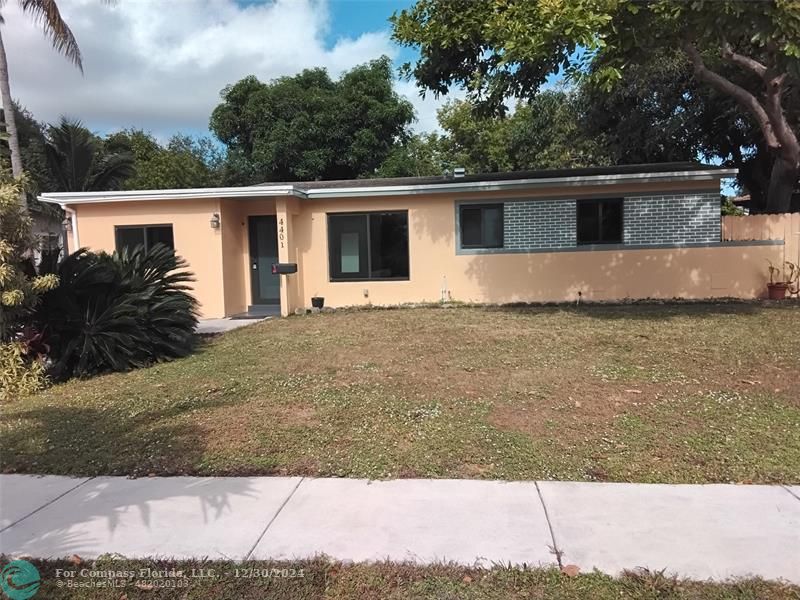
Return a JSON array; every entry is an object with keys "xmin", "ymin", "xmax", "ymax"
[
  {"xmin": 0, "ymin": 0, "xmax": 82, "ymax": 189},
  {"xmin": 374, "ymin": 133, "xmax": 445, "ymax": 178},
  {"xmin": 0, "ymin": 175, "xmax": 58, "ymax": 341},
  {"xmin": 580, "ymin": 50, "xmax": 798, "ymax": 211},
  {"xmin": 392, "ymin": 1, "xmax": 800, "ymax": 213},
  {"xmin": 210, "ymin": 56, "xmax": 415, "ymax": 183},
  {"xmin": 430, "ymin": 91, "xmax": 610, "ymax": 174},
  {"xmin": 44, "ymin": 117, "xmax": 134, "ymax": 192},
  {"xmin": 106, "ymin": 129, "xmax": 222, "ymax": 190}
]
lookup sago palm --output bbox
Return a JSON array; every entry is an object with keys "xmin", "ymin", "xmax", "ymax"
[
  {"xmin": 44, "ymin": 117, "xmax": 134, "ymax": 191},
  {"xmin": 0, "ymin": 0, "xmax": 82, "ymax": 193}
]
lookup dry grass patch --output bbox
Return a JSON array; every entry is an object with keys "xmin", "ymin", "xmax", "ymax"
[{"xmin": 2, "ymin": 303, "xmax": 799, "ymax": 482}]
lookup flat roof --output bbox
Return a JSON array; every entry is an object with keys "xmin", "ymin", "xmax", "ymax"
[
  {"xmin": 39, "ymin": 162, "xmax": 737, "ymax": 205},
  {"xmin": 266, "ymin": 162, "xmax": 733, "ymax": 190}
]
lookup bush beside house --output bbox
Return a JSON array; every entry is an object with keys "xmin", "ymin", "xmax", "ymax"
[
  {"xmin": 0, "ymin": 177, "xmax": 58, "ymax": 400},
  {"xmin": 1, "ymin": 174, "xmax": 198, "ymax": 398},
  {"xmin": 34, "ymin": 245, "xmax": 199, "ymax": 381}
]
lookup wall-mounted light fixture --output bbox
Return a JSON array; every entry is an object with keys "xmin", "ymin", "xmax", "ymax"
[
  {"xmin": 62, "ymin": 218, "xmax": 72, "ymax": 232},
  {"xmin": 210, "ymin": 213, "xmax": 221, "ymax": 229}
]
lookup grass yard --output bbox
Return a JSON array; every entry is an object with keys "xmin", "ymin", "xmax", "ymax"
[
  {"xmin": 20, "ymin": 558, "xmax": 800, "ymax": 599},
  {"xmin": 2, "ymin": 304, "xmax": 799, "ymax": 483}
]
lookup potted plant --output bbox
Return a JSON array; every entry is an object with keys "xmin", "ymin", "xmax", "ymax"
[
  {"xmin": 766, "ymin": 260, "xmax": 799, "ymax": 300},
  {"xmin": 311, "ymin": 296, "xmax": 325, "ymax": 309}
]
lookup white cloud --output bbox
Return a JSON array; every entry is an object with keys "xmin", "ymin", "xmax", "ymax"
[{"xmin": 1, "ymin": 0, "xmax": 455, "ymax": 140}]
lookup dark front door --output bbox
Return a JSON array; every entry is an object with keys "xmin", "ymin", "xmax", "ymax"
[{"xmin": 248, "ymin": 215, "xmax": 280, "ymax": 305}]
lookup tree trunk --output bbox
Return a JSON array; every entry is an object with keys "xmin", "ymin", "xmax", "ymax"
[
  {"xmin": 0, "ymin": 30, "xmax": 23, "ymax": 181},
  {"xmin": 765, "ymin": 155, "xmax": 798, "ymax": 213}
]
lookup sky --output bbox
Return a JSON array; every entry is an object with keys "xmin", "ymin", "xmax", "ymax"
[{"xmin": 2, "ymin": 0, "xmax": 465, "ymax": 142}]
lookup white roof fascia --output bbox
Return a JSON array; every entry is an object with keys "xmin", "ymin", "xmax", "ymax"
[
  {"xmin": 38, "ymin": 185, "xmax": 296, "ymax": 205},
  {"xmin": 304, "ymin": 169, "xmax": 738, "ymax": 198},
  {"xmin": 38, "ymin": 169, "xmax": 737, "ymax": 205}
]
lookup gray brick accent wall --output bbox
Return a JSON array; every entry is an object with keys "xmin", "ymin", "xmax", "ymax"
[
  {"xmin": 623, "ymin": 193, "xmax": 720, "ymax": 245},
  {"xmin": 504, "ymin": 199, "xmax": 577, "ymax": 249}
]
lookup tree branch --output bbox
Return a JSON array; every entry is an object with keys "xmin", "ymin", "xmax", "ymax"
[
  {"xmin": 683, "ymin": 41, "xmax": 779, "ymax": 149},
  {"xmin": 763, "ymin": 72, "xmax": 800, "ymax": 165},
  {"xmin": 721, "ymin": 42, "xmax": 767, "ymax": 79}
]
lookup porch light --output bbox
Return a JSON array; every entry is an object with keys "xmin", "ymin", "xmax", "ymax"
[
  {"xmin": 210, "ymin": 213, "xmax": 221, "ymax": 229},
  {"xmin": 62, "ymin": 218, "xmax": 72, "ymax": 232}
]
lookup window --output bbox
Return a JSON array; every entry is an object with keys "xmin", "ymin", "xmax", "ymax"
[
  {"xmin": 459, "ymin": 204, "xmax": 503, "ymax": 249},
  {"xmin": 576, "ymin": 199, "xmax": 623, "ymax": 245},
  {"xmin": 115, "ymin": 225, "xmax": 174, "ymax": 253},
  {"xmin": 328, "ymin": 212, "xmax": 409, "ymax": 281}
]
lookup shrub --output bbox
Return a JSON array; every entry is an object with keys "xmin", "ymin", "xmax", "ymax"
[
  {"xmin": 35, "ymin": 244, "xmax": 198, "ymax": 379},
  {"xmin": 0, "ymin": 341, "xmax": 47, "ymax": 401},
  {"xmin": 0, "ymin": 177, "xmax": 59, "ymax": 341}
]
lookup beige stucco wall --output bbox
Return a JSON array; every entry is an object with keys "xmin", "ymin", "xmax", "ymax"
[
  {"xmin": 71, "ymin": 199, "xmax": 227, "ymax": 317},
  {"xmin": 289, "ymin": 187, "xmax": 787, "ymax": 311},
  {"xmin": 66, "ymin": 179, "xmax": 795, "ymax": 319}
]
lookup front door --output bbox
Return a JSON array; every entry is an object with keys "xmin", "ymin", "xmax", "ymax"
[{"xmin": 248, "ymin": 215, "xmax": 280, "ymax": 305}]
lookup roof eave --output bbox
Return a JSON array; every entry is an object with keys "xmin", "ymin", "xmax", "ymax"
[
  {"xmin": 38, "ymin": 185, "xmax": 296, "ymax": 206},
  {"xmin": 38, "ymin": 169, "xmax": 737, "ymax": 205},
  {"xmin": 305, "ymin": 169, "xmax": 737, "ymax": 199}
]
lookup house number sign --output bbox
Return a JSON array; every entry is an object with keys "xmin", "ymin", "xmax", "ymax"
[{"xmin": 278, "ymin": 218, "xmax": 285, "ymax": 249}]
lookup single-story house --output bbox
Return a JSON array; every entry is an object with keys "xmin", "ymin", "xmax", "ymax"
[{"xmin": 39, "ymin": 162, "xmax": 793, "ymax": 318}]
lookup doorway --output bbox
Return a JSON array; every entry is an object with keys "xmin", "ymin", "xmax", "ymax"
[{"xmin": 248, "ymin": 215, "xmax": 280, "ymax": 307}]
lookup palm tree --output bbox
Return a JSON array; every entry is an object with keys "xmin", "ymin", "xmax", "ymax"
[
  {"xmin": 44, "ymin": 117, "xmax": 134, "ymax": 191},
  {"xmin": 0, "ymin": 0, "xmax": 82, "ymax": 188}
]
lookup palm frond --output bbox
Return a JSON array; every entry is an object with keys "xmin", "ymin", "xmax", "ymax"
[
  {"xmin": 88, "ymin": 151, "xmax": 135, "ymax": 191},
  {"xmin": 44, "ymin": 117, "xmax": 98, "ymax": 192},
  {"xmin": 34, "ymin": 245, "xmax": 198, "ymax": 380},
  {"xmin": 19, "ymin": 0, "xmax": 83, "ymax": 72}
]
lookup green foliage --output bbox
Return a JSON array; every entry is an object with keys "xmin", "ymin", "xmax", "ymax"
[
  {"xmin": 44, "ymin": 117, "xmax": 135, "ymax": 192},
  {"xmin": 721, "ymin": 197, "xmax": 744, "ymax": 216},
  {"xmin": 436, "ymin": 91, "xmax": 611, "ymax": 173},
  {"xmin": 34, "ymin": 244, "xmax": 198, "ymax": 380},
  {"xmin": 106, "ymin": 129, "xmax": 222, "ymax": 190},
  {"xmin": 392, "ymin": 0, "xmax": 800, "ymax": 211},
  {"xmin": 210, "ymin": 56, "xmax": 415, "ymax": 183},
  {"xmin": 0, "ymin": 341, "xmax": 47, "ymax": 401},
  {"xmin": 373, "ymin": 133, "xmax": 445, "ymax": 178},
  {"xmin": 392, "ymin": 0, "xmax": 800, "ymax": 109},
  {"xmin": 0, "ymin": 176, "xmax": 59, "ymax": 341}
]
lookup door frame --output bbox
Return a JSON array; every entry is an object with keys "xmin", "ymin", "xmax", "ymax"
[{"xmin": 247, "ymin": 215, "xmax": 280, "ymax": 306}]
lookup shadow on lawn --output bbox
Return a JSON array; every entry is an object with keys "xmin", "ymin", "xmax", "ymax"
[
  {"xmin": 480, "ymin": 300, "xmax": 788, "ymax": 320},
  {"xmin": 0, "ymin": 394, "xmax": 234, "ymax": 477}
]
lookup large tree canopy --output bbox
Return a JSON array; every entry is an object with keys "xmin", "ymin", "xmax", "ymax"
[
  {"xmin": 437, "ymin": 90, "xmax": 610, "ymax": 173},
  {"xmin": 210, "ymin": 56, "xmax": 415, "ymax": 183},
  {"xmin": 106, "ymin": 129, "xmax": 222, "ymax": 190},
  {"xmin": 392, "ymin": 0, "xmax": 800, "ymax": 212}
]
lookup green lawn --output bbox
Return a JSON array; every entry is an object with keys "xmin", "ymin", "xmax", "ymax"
[
  {"xmin": 2, "ymin": 304, "xmax": 799, "ymax": 483},
  {"xmin": 20, "ymin": 558, "xmax": 800, "ymax": 599}
]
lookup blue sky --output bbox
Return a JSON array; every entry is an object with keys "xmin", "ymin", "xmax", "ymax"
[{"xmin": 326, "ymin": 0, "xmax": 413, "ymax": 54}]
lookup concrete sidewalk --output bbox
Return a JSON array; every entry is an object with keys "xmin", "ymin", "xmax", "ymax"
[{"xmin": 1, "ymin": 476, "xmax": 798, "ymax": 583}]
